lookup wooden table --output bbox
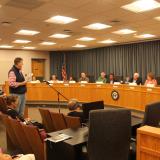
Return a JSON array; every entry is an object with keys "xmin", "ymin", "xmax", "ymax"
[{"xmin": 5, "ymin": 82, "xmax": 160, "ymax": 111}]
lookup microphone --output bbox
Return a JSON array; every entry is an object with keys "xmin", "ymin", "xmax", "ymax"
[{"xmin": 43, "ymin": 80, "xmax": 50, "ymax": 85}]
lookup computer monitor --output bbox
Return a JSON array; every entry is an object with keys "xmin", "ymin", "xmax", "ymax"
[{"xmin": 82, "ymin": 101, "xmax": 104, "ymax": 120}]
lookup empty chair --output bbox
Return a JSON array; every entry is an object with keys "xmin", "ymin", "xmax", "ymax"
[
  {"xmin": 22, "ymin": 124, "xmax": 45, "ymax": 160},
  {"xmin": 64, "ymin": 115, "xmax": 81, "ymax": 129},
  {"xmin": 50, "ymin": 112, "xmax": 67, "ymax": 131},
  {"xmin": 87, "ymin": 109, "xmax": 131, "ymax": 160},
  {"xmin": 9, "ymin": 118, "xmax": 33, "ymax": 154},
  {"xmin": 143, "ymin": 102, "xmax": 160, "ymax": 127},
  {"xmin": 39, "ymin": 108, "xmax": 55, "ymax": 132}
]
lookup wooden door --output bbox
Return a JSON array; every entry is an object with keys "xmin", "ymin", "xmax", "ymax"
[{"xmin": 31, "ymin": 59, "xmax": 45, "ymax": 80}]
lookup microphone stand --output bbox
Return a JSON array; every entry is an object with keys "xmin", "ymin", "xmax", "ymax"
[{"xmin": 44, "ymin": 81, "xmax": 69, "ymax": 113}]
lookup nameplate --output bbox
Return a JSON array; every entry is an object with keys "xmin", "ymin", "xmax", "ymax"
[
  {"xmin": 129, "ymin": 87, "xmax": 135, "ymax": 89},
  {"xmin": 64, "ymin": 84, "xmax": 69, "ymax": 86},
  {"xmin": 113, "ymin": 85, "xmax": 118, "ymax": 88},
  {"xmin": 147, "ymin": 88, "xmax": 153, "ymax": 92},
  {"xmin": 96, "ymin": 85, "xmax": 102, "ymax": 87},
  {"xmin": 80, "ymin": 84, "xmax": 86, "ymax": 87}
]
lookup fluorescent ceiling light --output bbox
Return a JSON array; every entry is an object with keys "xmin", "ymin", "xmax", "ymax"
[
  {"xmin": 84, "ymin": 23, "xmax": 112, "ymax": 30},
  {"xmin": 154, "ymin": 16, "xmax": 160, "ymax": 21},
  {"xmin": 113, "ymin": 29, "xmax": 136, "ymax": 35},
  {"xmin": 135, "ymin": 34, "xmax": 156, "ymax": 38},
  {"xmin": 121, "ymin": 0, "xmax": 160, "ymax": 13},
  {"xmin": 72, "ymin": 44, "xmax": 86, "ymax": 48},
  {"xmin": 15, "ymin": 29, "xmax": 39, "ymax": 36},
  {"xmin": 0, "ymin": 45, "xmax": 14, "ymax": 48},
  {"xmin": 40, "ymin": 41, "xmax": 56, "ymax": 45},
  {"xmin": 45, "ymin": 15, "xmax": 78, "ymax": 24},
  {"xmin": 22, "ymin": 46, "xmax": 35, "ymax": 50},
  {"xmin": 98, "ymin": 39, "xmax": 117, "ymax": 44},
  {"xmin": 49, "ymin": 33, "xmax": 70, "ymax": 38},
  {"xmin": 13, "ymin": 39, "xmax": 31, "ymax": 44},
  {"xmin": 77, "ymin": 37, "xmax": 95, "ymax": 41}
]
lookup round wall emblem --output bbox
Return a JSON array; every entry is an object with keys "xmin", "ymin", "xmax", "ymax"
[{"xmin": 111, "ymin": 90, "xmax": 119, "ymax": 101}]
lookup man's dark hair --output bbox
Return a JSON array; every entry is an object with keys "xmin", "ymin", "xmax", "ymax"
[{"xmin": 14, "ymin": 57, "xmax": 23, "ymax": 65}]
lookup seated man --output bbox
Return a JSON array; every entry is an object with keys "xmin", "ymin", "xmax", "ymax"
[
  {"xmin": 106, "ymin": 73, "xmax": 117, "ymax": 84},
  {"xmin": 51, "ymin": 74, "xmax": 58, "ymax": 83},
  {"xmin": 67, "ymin": 99, "xmax": 84, "ymax": 123},
  {"xmin": 79, "ymin": 72, "xmax": 89, "ymax": 83},
  {"xmin": 130, "ymin": 72, "xmax": 142, "ymax": 85},
  {"xmin": 97, "ymin": 72, "xmax": 107, "ymax": 83}
]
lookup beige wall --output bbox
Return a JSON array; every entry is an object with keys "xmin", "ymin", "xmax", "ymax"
[{"xmin": 0, "ymin": 49, "xmax": 50, "ymax": 84}]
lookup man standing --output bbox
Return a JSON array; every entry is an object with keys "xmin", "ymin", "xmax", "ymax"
[{"xmin": 8, "ymin": 57, "xmax": 27, "ymax": 116}]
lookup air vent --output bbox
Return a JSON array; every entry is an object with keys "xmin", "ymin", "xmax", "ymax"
[{"xmin": 6, "ymin": 0, "xmax": 46, "ymax": 10}]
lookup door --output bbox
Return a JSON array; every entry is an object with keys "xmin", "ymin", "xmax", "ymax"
[{"xmin": 31, "ymin": 59, "xmax": 45, "ymax": 81}]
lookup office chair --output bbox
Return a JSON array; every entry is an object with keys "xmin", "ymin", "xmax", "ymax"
[{"xmin": 87, "ymin": 109, "xmax": 131, "ymax": 160}]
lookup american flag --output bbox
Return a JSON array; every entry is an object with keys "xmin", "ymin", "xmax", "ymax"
[{"xmin": 61, "ymin": 64, "xmax": 67, "ymax": 81}]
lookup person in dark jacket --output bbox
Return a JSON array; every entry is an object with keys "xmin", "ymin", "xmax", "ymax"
[
  {"xmin": 129, "ymin": 72, "xmax": 142, "ymax": 85},
  {"xmin": 8, "ymin": 57, "xmax": 27, "ymax": 116},
  {"xmin": 67, "ymin": 99, "xmax": 84, "ymax": 123},
  {"xmin": 106, "ymin": 73, "xmax": 117, "ymax": 84}
]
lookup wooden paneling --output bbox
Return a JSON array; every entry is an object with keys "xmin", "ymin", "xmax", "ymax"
[{"xmin": 137, "ymin": 126, "xmax": 160, "ymax": 160}]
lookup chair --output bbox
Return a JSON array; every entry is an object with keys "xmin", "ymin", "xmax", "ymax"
[
  {"xmin": 50, "ymin": 112, "xmax": 67, "ymax": 131},
  {"xmin": 64, "ymin": 115, "xmax": 81, "ymax": 129},
  {"xmin": 39, "ymin": 108, "xmax": 55, "ymax": 132},
  {"xmin": 87, "ymin": 109, "xmax": 131, "ymax": 160},
  {"xmin": 1, "ymin": 115, "xmax": 22, "ymax": 152},
  {"xmin": 143, "ymin": 102, "xmax": 160, "ymax": 127},
  {"xmin": 9, "ymin": 118, "xmax": 33, "ymax": 154},
  {"xmin": 22, "ymin": 124, "xmax": 45, "ymax": 160}
]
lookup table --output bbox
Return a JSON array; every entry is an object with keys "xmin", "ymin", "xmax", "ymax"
[
  {"xmin": 5, "ymin": 82, "xmax": 160, "ymax": 111},
  {"xmin": 46, "ymin": 117, "xmax": 142, "ymax": 160}
]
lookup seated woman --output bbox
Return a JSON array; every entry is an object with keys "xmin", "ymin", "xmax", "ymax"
[
  {"xmin": 67, "ymin": 99, "xmax": 84, "ymax": 123},
  {"xmin": 145, "ymin": 72, "xmax": 157, "ymax": 87}
]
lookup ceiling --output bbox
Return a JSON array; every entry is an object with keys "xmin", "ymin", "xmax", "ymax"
[{"xmin": 0, "ymin": 0, "xmax": 160, "ymax": 51}]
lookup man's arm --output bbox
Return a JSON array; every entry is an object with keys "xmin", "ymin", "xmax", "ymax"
[{"xmin": 8, "ymin": 71, "xmax": 27, "ymax": 88}]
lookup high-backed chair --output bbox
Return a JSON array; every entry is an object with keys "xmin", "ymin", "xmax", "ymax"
[
  {"xmin": 143, "ymin": 102, "xmax": 160, "ymax": 127},
  {"xmin": 87, "ymin": 109, "xmax": 131, "ymax": 160},
  {"xmin": 22, "ymin": 124, "xmax": 45, "ymax": 160},
  {"xmin": 1, "ymin": 115, "xmax": 22, "ymax": 152},
  {"xmin": 9, "ymin": 118, "xmax": 33, "ymax": 154},
  {"xmin": 39, "ymin": 108, "xmax": 55, "ymax": 132},
  {"xmin": 64, "ymin": 115, "xmax": 81, "ymax": 129},
  {"xmin": 50, "ymin": 112, "xmax": 67, "ymax": 131}
]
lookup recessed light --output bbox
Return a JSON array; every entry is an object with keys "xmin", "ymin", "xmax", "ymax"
[
  {"xmin": 98, "ymin": 39, "xmax": 117, "ymax": 44},
  {"xmin": 49, "ymin": 33, "xmax": 71, "ymax": 38},
  {"xmin": 13, "ymin": 39, "xmax": 31, "ymax": 44},
  {"xmin": 40, "ymin": 41, "xmax": 56, "ymax": 45},
  {"xmin": 22, "ymin": 46, "xmax": 36, "ymax": 50},
  {"xmin": 72, "ymin": 44, "xmax": 87, "ymax": 48},
  {"xmin": 121, "ymin": 0, "xmax": 160, "ymax": 13},
  {"xmin": 154, "ymin": 16, "xmax": 160, "ymax": 21},
  {"xmin": 135, "ymin": 34, "xmax": 156, "ymax": 38},
  {"xmin": 84, "ymin": 23, "xmax": 112, "ymax": 30},
  {"xmin": 0, "ymin": 45, "xmax": 14, "ymax": 48},
  {"xmin": 113, "ymin": 29, "xmax": 136, "ymax": 35},
  {"xmin": 15, "ymin": 29, "xmax": 40, "ymax": 36},
  {"xmin": 45, "ymin": 15, "xmax": 78, "ymax": 24},
  {"xmin": 77, "ymin": 37, "xmax": 95, "ymax": 41}
]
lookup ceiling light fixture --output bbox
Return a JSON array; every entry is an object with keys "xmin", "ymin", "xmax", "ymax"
[
  {"xmin": 135, "ymin": 34, "xmax": 156, "ymax": 38},
  {"xmin": 84, "ymin": 23, "xmax": 112, "ymax": 30},
  {"xmin": 0, "ymin": 45, "xmax": 14, "ymax": 48},
  {"xmin": 40, "ymin": 41, "xmax": 56, "ymax": 45},
  {"xmin": 22, "ymin": 46, "xmax": 36, "ymax": 50},
  {"xmin": 49, "ymin": 33, "xmax": 71, "ymax": 38},
  {"xmin": 113, "ymin": 29, "xmax": 136, "ymax": 35},
  {"xmin": 45, "ymin": 15, "xmax": 78, "ymax": 24},
  {"xmin": 98, "ymin": 39, "xmax": 117, "ymax": 44},
  {"xmin": 15, "ymin": 29, "xmax": 39, "ymax": 36},
  {"xmin": 13, "ymin": 39, "xmax": 31, "ymax": 44},
  {"xmin": 121, "ymin": 0, "xmax": 160, "ymax": 13},
  {"xmin": 77, "ymin": 37, "xmax": 95, "ymax": 41},
  {"xmin": 72, "ymin": 44, "xmax": 86, "ymax": 48}
]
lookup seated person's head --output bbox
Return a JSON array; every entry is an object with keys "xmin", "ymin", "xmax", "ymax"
[
  {"xmin": 69, "ymin": 76, "xmax": 73, "ymax": 81},
  {"xmin": 133, "ymin": 72, "xmax": 139, "ymax": 80},
  {"xmin": 147, "ymin": 72, "xmax": 154, "ymax": 81},
  {"xmin": 6, "ymin": 96, "xmax": 18, "ymax": 109},
  {"xmin": 0, "ymin": 153, "xmax": 12, "ymax": 160},
  {"xmin": 100, "ymin": 72, "xmax": 106, "ymax": 78},
  {"xmin": 81, "ymin": 72, "xmax": 86, "ymax": 78},
  {"xmin": 109, "ymin": 73, "xmax": 114, "ymax": 80},
  {"xmin": 52, "ymin": 75, "xmax": 57, "ymax": 81},
  {"xmin": 68, "ymin": 99, "xmax": 80, "ymax": 111}
]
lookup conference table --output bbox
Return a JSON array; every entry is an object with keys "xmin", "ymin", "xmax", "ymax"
[{"xmin": 5, "ymin": 82, "xmax": 160, "ymax": 111}]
